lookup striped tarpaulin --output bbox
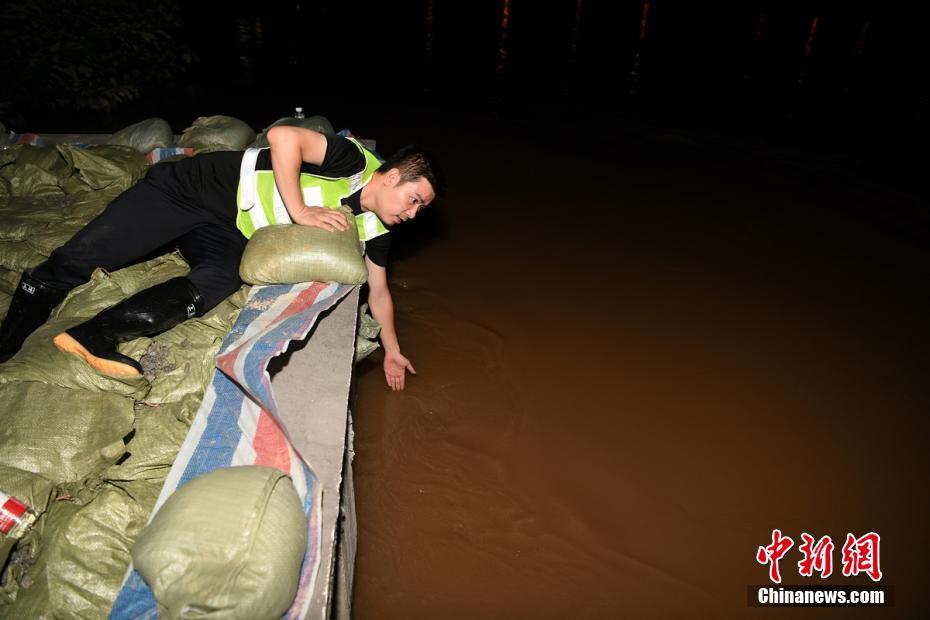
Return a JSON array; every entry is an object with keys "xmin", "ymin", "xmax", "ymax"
[{"xmin": 110, "ymin": 281, "xmax": 355, "ymax": 619}]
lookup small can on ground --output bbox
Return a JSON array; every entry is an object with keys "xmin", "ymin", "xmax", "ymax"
[{"xmin": 0, "ymin": 491, "xmax": 37, "ymax": 539}]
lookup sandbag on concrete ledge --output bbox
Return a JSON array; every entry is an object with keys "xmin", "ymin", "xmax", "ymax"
[
  {"xmin": 239, "ymin": 207, "xmax": 367, "ymax": 286},
  {"xmin": 131, "ymin": 466, "xmax": 307, "ymax": 620}
]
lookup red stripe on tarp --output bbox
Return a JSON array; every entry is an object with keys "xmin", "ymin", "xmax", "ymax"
[
  {"xmin": 268, "ymin": 281, "xmax": 329, "ymax": 326},
  {"xmin": 216, "ymin": 282, "xmax": 327, "ymax": 382},
  {"xmin": 252, "ymin": 408, "xmax": 292, "ymax": 472}
]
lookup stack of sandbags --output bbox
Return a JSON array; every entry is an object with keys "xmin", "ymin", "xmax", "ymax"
[
  {"xmin": 107, "ymin": 118, "xmax": 175, "ymax": 154},
  {"xmin": 178, "ymin": 115, "xmax": 256, "ymax": 154}
]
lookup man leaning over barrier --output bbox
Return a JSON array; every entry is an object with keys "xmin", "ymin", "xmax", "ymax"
[{"xmin": 0, "ymin": 126, "xmax": 443, "ymax": 391}]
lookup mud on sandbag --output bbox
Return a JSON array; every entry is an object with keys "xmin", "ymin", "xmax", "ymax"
[
  {"xmin": 239, "ymin": 207, "xmax": 368, "ymax": 285},
  {"xmin": 178, "ymin": 115, "xmax": 256, "ymax": 154},
  {"xmin": 132, "ymin": 466, "xmax": 307, "ymax": 620}
]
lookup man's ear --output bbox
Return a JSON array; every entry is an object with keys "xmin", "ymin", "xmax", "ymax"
[{"xmin": 384, "ymin": 167, "xmax": 401, "ymax": 186}]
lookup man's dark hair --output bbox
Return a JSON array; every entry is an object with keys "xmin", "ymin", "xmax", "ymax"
[{"xmin": 379, "ymin": 145, "xmax": 445, "ymax": 199}]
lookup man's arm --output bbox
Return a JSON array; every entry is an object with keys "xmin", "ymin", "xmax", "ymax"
[
  {"xmin": 266, "ymin": 126, "xmax": 348, "ymax": 231},
  {"xmin": 365, "ymin": 256, "xmax": 416, "ymax": 391}
]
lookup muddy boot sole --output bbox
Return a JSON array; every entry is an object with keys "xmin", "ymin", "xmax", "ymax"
[{"xmin": 52, "ymin": 332, "xmax": 142, "ymax": 377}]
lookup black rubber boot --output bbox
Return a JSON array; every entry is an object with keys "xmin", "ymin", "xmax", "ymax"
[
  {"xmin": 53, "ymin": 277, "xmax": 203, "ymax": 376},
  {"xmin": 0, "ymin": 271, "xmax": 70, "ymax": 361}
]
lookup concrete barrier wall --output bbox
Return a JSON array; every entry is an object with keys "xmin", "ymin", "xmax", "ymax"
[{"xmin": 270, "ymin": 288, "xmax": 359, "ymax": 619}]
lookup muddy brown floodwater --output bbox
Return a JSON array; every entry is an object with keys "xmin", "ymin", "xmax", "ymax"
[{"xmin": 349, "ymin": 103, "xmax": 930, "ymax": 618}]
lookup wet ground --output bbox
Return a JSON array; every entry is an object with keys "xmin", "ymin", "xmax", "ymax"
[{"xmin": 348, "ymin": 98, "xmax": 930, "ymax": 618}]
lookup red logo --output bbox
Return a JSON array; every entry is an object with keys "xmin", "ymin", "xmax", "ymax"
[
  {"xmin": 841, "ymin": 532, "xmax": 882, "ymax": 582},
  {"xmin": 798, "ymin": 533, "xmax": 834, "ymax": 578},
  {"xmin": 756, "ymin": 529, "xmax": 794, "ymax": 583},
  {"xmin": 758, "ymin": 530, "xmax": 881, "ymax": 583}
]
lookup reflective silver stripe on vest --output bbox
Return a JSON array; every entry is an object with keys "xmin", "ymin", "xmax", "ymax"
[
  {"xmin": 348, "ymin": 170, "xmax": 364, "ymax": 194},
  {"xmin": 237, "ymin": 147, "xmax": 264, "ymax": 212},
  {"xmin": 357, "ymin": 211, "xmax": 384, "ymax": 241}
]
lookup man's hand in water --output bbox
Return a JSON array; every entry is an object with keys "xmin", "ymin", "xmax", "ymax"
[
  {"xmin": 384, "ymin": 349, "xmax": 416, "ymax": 391},
  {"xmin": 290, "ymin": 205, "xmax": 349, "ymax": 232}
]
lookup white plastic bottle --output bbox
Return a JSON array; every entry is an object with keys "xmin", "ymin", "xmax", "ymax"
[{"xmin": 0, "ymin": 490, "xmax": 37, "ymax": 539}]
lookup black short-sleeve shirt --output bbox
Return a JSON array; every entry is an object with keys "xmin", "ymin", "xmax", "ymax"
[{"xmin": 342, "ymin": 189, "xmax": 390, "ymax": 267}]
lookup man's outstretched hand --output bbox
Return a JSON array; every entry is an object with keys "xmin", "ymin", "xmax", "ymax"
[
  {"xmin": 384, "ymin": 349, "xmax": 416, "ymax": 391},
  {"xmin": 291, "ymin": 205, "xmax": 349, "ymax": 232}
]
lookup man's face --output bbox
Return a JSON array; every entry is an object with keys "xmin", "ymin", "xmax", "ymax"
[{"xmin": 375, "ymin": 169, "xmax": 436, "ymax": 226}]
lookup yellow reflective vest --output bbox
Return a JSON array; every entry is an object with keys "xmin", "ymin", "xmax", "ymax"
[{"xmin": 235, "ymin": 136, "xmax": 389, "ymax": 242}]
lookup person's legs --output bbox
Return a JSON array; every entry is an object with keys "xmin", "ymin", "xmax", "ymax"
[
  {"xmin": 33, "ymin": 180, "xmax": 207, "ymax": 287},
  {"xmin": 176, "ymin": 222, "xmax": 249, "ymax": 313},
  {"xmin": 0, "ymin": 273, "xmax": 69, "ymax": 360},
  {"xmin": 1, "ymin": 180, "xmax": 208, "ymax": 360},
  {"xmin": 52, "ymin": 276, "xmax": 203, "ymax": 376},
  {"xmin": 52, "ymin": 221, "xmax": 247, "ymax": 377}
]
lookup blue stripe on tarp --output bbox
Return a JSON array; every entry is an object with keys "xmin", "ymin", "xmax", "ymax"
[
  {"xmin": 109, "ymin": 368, "xmax": 246, "ymax": 619},
  {"xmin": 290, "ymin": 458, "xmax": 320, "ymax": 614},
  {"xmin": 109, "ymin": 573, "xmax": 159, "ymax": 619},
  {"xmin": 176, "ymin": 374, "xmax": 244, "ymax": 485}
]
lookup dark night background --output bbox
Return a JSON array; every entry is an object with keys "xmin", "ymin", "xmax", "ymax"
[{"xmin": 3, "ymin": 1, "xmax": 929, "ymax": 167}]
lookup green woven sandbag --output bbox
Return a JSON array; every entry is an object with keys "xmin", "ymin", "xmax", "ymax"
[
  {"xmin": 251, "ymin": 115, "xmax": 335, "ymax": 147},
  {"xmin": 0, "ymin": 239, "xmax": 47, "ymax": 273},
  {"xmin": 0, "ymin": 479, "xmax": 86, "ymax": 610},
  {"xmin": 131, "ymin": 466, "xmax": 307, "ymax": 620},
  {"xmin": 178, "ymin": 115, "xmax": 256, "ymax": 154},
  {"xmin": 108, "ymin": 118, "xmax": 175, "ymax": 153},
  {"xmin": 239, "ymin": 208, "xmax": 367, "ymax": 285},
  {"xmin": 56, "ymin": 144, "xmax": 147, "ymax": 192},
  {"xmin": 0, "ymin": 195, "xmax": 75, "ymax": 246},
  {"xmin": 0, "ymin": 268, "xmax": 18, "ymax": 296},
  {"xmin": 8, "ymin": 146, "xmax": 72, "ymax": 180},
  {"xmin": 0, "ymin": 163, "xmax": 64, "ymax": 198},
  {"xmin": 44, "ymin": 481, "xmax": 161, "ymax": 617},
  {"xmin": 0, "ymin": 380, "xmax": 133, "ymax": 482},
  {"xmin": 355, "ymin": 302, "xmax": 381, "ymax": 362}
]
